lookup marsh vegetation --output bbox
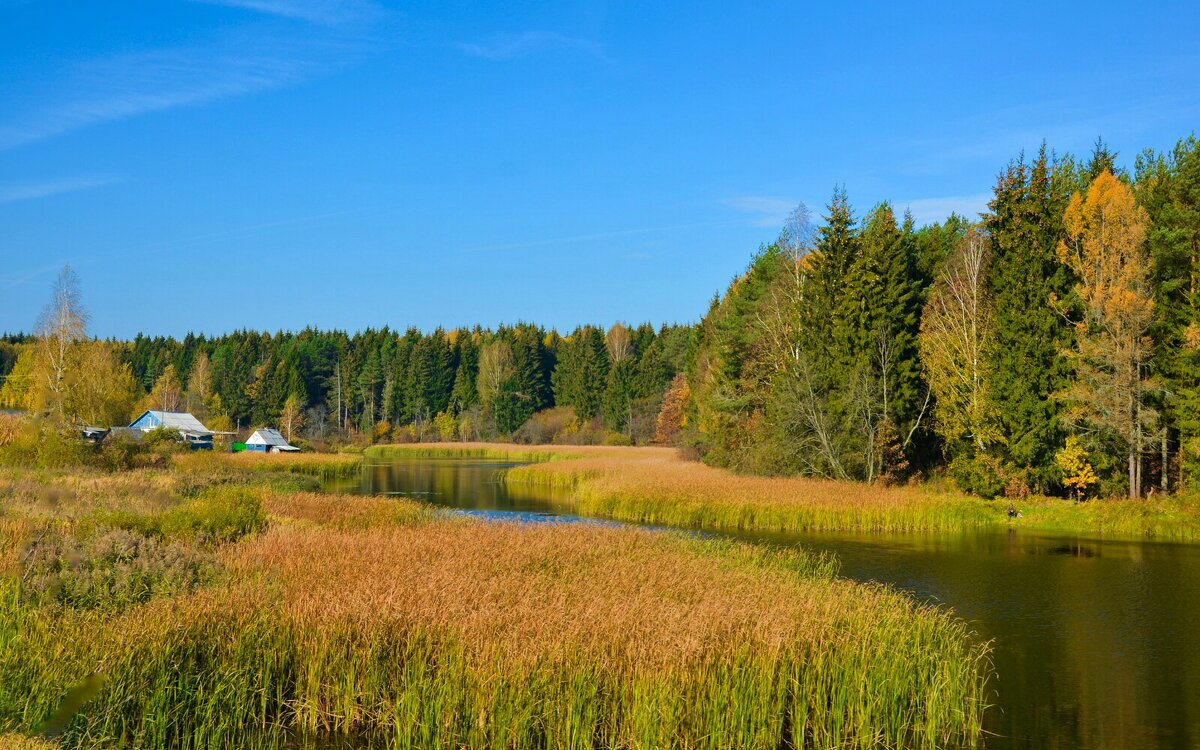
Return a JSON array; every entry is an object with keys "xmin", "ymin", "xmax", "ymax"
[{"xmin": 0, "ymin": 452, "xmax": 990, "ymax": 749}]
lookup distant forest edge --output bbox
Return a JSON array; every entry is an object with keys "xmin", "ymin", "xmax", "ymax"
[{"xmin": 3, "ymin": 135, "xmax": 1200, "ymax": 499}]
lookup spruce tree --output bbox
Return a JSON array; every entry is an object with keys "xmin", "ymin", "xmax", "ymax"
[
  {"xmin": 449, "ymin": 331, "xmax": 480, "ymax": 412},
  {"xmin": 1137, "ymin": 136, "xmax": 1200, "ymax": 489},
  {"xmin": 552, "ymin": 326, "xmax": 609, "ymax": 421},
  {"xmin": 603, "ymin": 357, "xmax": 638, "ymax": 433},
  {"xmin": 984, "ymin": 146, "xmax": 1076, "ymax": 486}
]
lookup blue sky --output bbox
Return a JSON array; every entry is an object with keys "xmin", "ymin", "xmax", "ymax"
[{"xmin": 2, "ymin": 1, "xmax": 1198, "ymax": 338}]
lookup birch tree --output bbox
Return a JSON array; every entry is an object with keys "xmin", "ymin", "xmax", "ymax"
[
  {"xmin": 36, "ymin": 266, "xmax": 89, "ymax": 423},
  {"xmin": 919, "ymin": 229, "xmax": 1001, "ymax": 452}
]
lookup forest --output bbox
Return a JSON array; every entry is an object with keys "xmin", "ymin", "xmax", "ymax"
[{"xmin": 2, "ymin": 136, "xmax": 1198, "ymax": 500}]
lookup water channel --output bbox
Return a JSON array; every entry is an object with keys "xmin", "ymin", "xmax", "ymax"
[{"xmin": 327, "ymin": 457, "xmax": 1200, "ymax": 749}]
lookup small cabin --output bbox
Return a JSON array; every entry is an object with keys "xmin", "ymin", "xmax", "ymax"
[
  {"xmin": 79, "ymin": 426, "xmax": 109, "ymax": 444},
  {"xmin": 128, "ymin": 410, "xmax": 215, "ymax": 450},
  {"xmin": 245, "ymin": 427, "xmax": 300, "ymax": 453}
]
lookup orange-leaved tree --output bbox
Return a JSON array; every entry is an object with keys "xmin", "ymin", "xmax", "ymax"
[{"xmin": 1057, "ymin": 170, "xmax": 1156, "ymax": 498}]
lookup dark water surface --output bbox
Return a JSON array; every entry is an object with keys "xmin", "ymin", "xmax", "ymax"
[{"xmin": 330, "ymin": 458, "xmax": 1200, "ymax": 750}]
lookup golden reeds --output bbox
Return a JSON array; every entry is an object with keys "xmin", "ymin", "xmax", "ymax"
[
  {"xmin": 381, "ymin": 443, "xmax": 1200, "ymax": 540},
  {"xmin": 1, "ymin": 467, "xmax": 991, "ymax": 749},
  {"xmin": 2, "ymin": 520, "xmax": 989, "ymax": 748}
]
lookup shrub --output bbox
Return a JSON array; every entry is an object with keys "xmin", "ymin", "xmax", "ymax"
[
  {"xmin": 512, "ymin": 407, "xmax": 575, "ymax": 445},
  {"xmin": 433, "ymin": 411, "xmax": 458, "ymax": 441},
  {"xmin": 948, "ymin": 454, "xmax": 1005, "ymax": 499},
  {"xmin": 19, "ymin": 527, "xmax": 217, "ymax": 610},
  {"xmin": 142, "ymin": 426, "xmax": 186, "ymax": 452},
  {"xmin": 0, "ymin": 413, "xmax": 23, "ymax": 447},
  {"xmin": 602, "ymin": 430, "xmax": 633, "ymax": 446},
  {"xmin": 159, "ymin": 488, "xmax": 267, "ymax": 545}
]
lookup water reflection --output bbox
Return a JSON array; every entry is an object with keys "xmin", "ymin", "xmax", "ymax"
[{"xmin": 333, "ymin": 458, "xmax": 1200, "ymax": 750}]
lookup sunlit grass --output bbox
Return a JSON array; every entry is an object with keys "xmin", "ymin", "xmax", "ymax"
[
  {"xmin": 176, "ymin": 450, "xmax": 364, "ymax": 480},
  {"xmin": 0, "ymin": 460, "xmax": 991, "ymax": 749},
  {"xmin": 375, "ymin": 443, "xmax": 1200, "ymax": 540},
  {"xmin": 2, "ymin": 519, "xmax": 989, "ymax": 749}
]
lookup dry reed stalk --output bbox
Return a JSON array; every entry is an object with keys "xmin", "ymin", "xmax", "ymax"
[{"xmin": 262, "ymin": 491, "xmax": 429, "ymax": 530}]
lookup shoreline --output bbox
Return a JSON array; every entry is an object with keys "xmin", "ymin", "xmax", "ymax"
[{"xmin": 362, "ymin": 443, "xmax": 1200, "ymax": 543}]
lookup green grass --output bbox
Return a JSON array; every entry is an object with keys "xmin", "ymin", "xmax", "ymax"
[
  {"xmin": 369, "ymin": 443, "xmax": 1200, "ymax": 542},
  {"xmin": 364, "ymin": 443, "xmax": 574, "ymax": 464}
]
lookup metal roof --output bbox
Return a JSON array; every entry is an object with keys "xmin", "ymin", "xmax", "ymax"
[
  {"xmin": 131, "ymin": 410, "xmax": 213, "ymax": 435},
  {"xmin": 246, "ymin": 427, "xmax": 291, "ymax": 446}
]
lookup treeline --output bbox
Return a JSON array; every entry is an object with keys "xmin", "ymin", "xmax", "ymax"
[
  {"xmin": 4, "ymin": 135, "xmax": 1199, "ymax": 499},
  {"xmin": 686, "ymin": 137, "xmax": 1200, "ymax": 498},
  {"xmin": 0, "ymin": 319, "xmax": 694, "ymax": 446}
]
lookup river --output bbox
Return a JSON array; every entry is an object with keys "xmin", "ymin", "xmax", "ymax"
[{"xmin": 327, "ymin": 457, "xmax": 1200, "ymax": 750}]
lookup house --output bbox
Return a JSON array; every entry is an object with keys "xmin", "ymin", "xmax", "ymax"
[
  {"xmin": 245, "ymin": 427, "xmax": 300, "ymax": 453},
  {"xmin": 128, "ymin": 410, "xmax": 215, "ymax": 450},
  {"xmin": 79, "ymin": 426, "xmax": 109, "ymax": 444}
]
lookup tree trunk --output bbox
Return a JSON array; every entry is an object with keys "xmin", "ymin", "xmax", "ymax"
[
  {"xmin": 1129, "ymin": 448, "xmax": 1137, "ymax": 499},
  {"xmin": 1163, "ymin": 429, "xmax": 1170, "ymax": 494}
]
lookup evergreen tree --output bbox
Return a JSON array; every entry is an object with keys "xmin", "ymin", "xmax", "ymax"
[
  {"xmin": 984, "ymin": 147, "xmax": 1076, "ymax": 486},
  {"xmin": 1136, "ymin": 137, "xmax": 1200, "ymax": 489},
  {"xmin": 603, "ymin": 357, "xmax": 638, "ymax": 433},
  {"xmin": 510, "ymin": 325, "xmax": 551, "ymax": 412},
  {"xmin": 552, "ymin": 326, "xmax": 609, "ymax": 420},
  {"xmin": 450, "ymin": 331, "xmax": 480, "ymax": 412}
]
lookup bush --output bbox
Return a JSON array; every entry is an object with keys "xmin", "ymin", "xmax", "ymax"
[
  {"xmin": 100, "ymin": 488, "xmax": 267, "ymax": 546},
  {"xmin": 602, "ymin": 431, "xmax": 633, "ymax": 446},
  {"xmin": 949, "ymin": 454, "xmax": 1006, "ymax": 499},
  {"xmin": 142, "ymin": 426, "xmax": 187, "ymax": 452},
  {"xmin": 159, "ymin": 488, "xmax": 267, "ymax": 545},
  {"xmin": 512, "ymin": 407, "xmax": 576, "ymax": 445},
  {"xmin": 0, "ymin": 413, "xmax": 23, "ymax": 447},
  {"xmin": 19, "ymin": 527, "xmax": 217, "ymax": 610}
]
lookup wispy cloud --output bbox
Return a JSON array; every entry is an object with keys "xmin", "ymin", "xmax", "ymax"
[
  {"xmin": 455, "ymin": 31, "xmax": 605, "ymax": 61},
  {"xmin": 0, "ymin": 263, "xmax": 67, "ymax": 292},
  {"xmin": 898, "ymin": 194, "xmax": 991, "ymax": 225},
  {"xmin": 0, "ymin": 175, "xmax": 122, "ymax": 204},
  {"xmin": 723, "ymin": 196, "xmax": 801, "ymax": 228},
  {"xmin": 190, "ymin": 0, "xmax": 383, "ymax": 26},
  {"xmin": 0, "ymin": 30, "xmax": 367, "ymax": 152}
]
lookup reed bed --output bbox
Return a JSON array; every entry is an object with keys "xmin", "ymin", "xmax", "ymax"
[
  {"xmin": 364, "ymin": 443, "xmax": 598, "ymax": 464},
  {"xmin": 398, "ymin": 445, "xmax": 1200, "ymax": 540},
  {"xmin": 1, "ymin": 517, "xmax": 989, "ymax": 749},
  {"xmin": 176, "ymin": 451, "xmax": 364, "ymax": 480},
  {"xmin": 262, "ymin": 490, "xmax": 432, "ymax": 530},
  {"xmin": 493, "ymin": 449, "xmax": 995, "ymax": 534}
]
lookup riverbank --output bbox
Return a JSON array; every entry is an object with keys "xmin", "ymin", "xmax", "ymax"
[
  {"xmin": 0, "ymin": 460, "xmax": 989, "ymax": 748},
  {"xmin": 365, "ymin": 444, "xmax": 1200, "ymax": 541}
]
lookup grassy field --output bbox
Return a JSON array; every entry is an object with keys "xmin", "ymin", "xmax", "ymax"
[
  {"xmin": 369, "ymin": 443, "xmax": 1200, "ymax": 541},
  {"xmin": 0, "ymin": 457, "xmax": 990, "ymax": 749}
]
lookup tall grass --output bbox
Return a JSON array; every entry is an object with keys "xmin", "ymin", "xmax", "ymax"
[
  {"xmin": 176, "ymin": 451, "xmax": 364, "ymax": 481},
  {"xmin": 365, "ymin": 443, "xmax": 579, "ymax": 464},
  {"xmin": 500, "ymin": 449, "xmax": 999, "ymax": 534},
  {"xmin": 1, "ymin": 509, "xmax": 990, "ymax": 748},
  {"xmin": 432, "ymin": 445, "xmax": 1200, "ymax": 540}
]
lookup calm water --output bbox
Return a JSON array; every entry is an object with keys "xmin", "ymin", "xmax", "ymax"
[{"xmin": 331, "ymin": 458, "xmax": 1200, "ymax": 750}]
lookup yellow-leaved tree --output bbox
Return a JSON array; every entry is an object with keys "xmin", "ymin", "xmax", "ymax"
[
  {"xmin": 919, "ymin": 228, "xmax": 1002, "ymax": 453},
  {"xmin": 1055, "ymin": 435, "xmax": 1099, "ymax": 500},
  {"xmin": 1057, "ymin": 170, "xmax": 1156, "ymax": 498}
]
